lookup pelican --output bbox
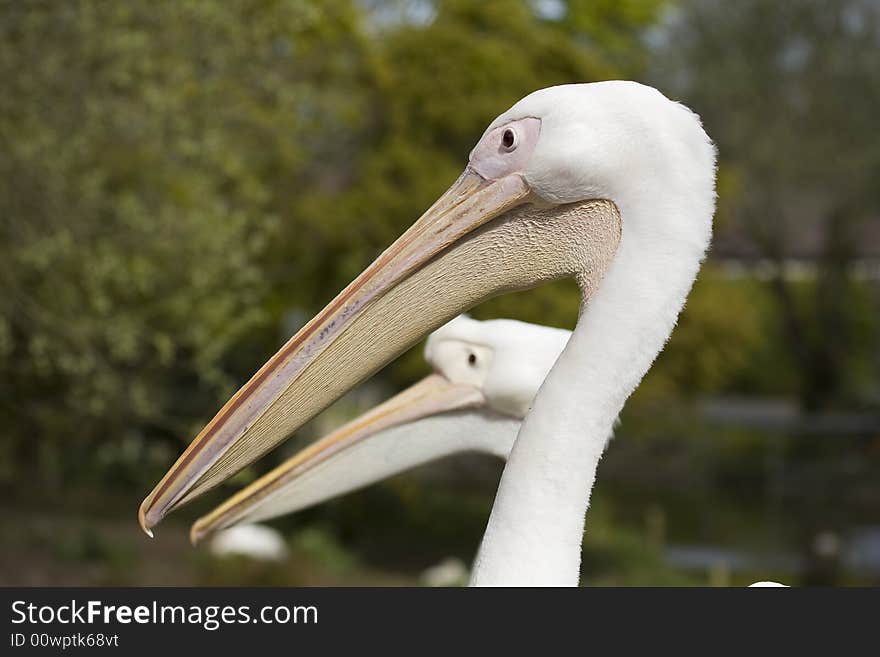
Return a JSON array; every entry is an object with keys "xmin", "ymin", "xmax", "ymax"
[
  {"xmin": 140, "ymin": 81, "xmax": 716, "ymax": 586},
  {"xmin": 189, "ymin": 315, "xmax": 575, "ymax": 543}
]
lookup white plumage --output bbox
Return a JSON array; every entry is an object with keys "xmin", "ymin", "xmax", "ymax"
[
  {"xmin": 208, "ymin": 524, "xmax": 288, "ymax": 562},
  {"xmin": 748, "ymin": 581, "xmax": 789, "ymax": 587},
  {"xmin": 468, "ymin": 82, "xmax": 716, "ymax": 585}
]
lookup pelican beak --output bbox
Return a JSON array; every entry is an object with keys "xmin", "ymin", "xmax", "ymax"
[
  {"xmin": 138, "ymin": 169, "xmax": 532, "ymax": 535},
  {"xmin": 189, "ymin": 373, "xmax": 488, "ymax": 544}
]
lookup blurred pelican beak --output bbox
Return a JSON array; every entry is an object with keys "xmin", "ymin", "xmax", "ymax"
[
  {"xmin": 189, "ymin": 373, "xmax": 485, "ymax": 544},
  {"xmin": 138, "ymin": 169, "xmax": 532, "ymax": 536}
]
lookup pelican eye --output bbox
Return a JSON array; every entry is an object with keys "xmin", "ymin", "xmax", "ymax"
[
  {"xmin": 501, "ymin": 128, "xmax": 517, "ymax": 151},
  {"xmin": 468, "ymin": 353, "xmax": 477, "ymax": 366}
]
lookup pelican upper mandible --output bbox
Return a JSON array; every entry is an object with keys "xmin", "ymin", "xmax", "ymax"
[
  {"xmin": 189, "ymin": 315, "xmax": 576, "ymax": 543},
  {"xmin": 140, "ymin": 81, "xmax": 716, "ymax": 586}
]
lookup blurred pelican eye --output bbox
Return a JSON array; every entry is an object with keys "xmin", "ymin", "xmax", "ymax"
[
  {"xmin": 501, "ymin": 127, "xmax": 517, "ymax": 151},
  {"xmin": 468, "ymin": 353, "xmax": 477, "ymax": 366}
]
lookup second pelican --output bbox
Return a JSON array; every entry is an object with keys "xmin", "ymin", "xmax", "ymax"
[{"xmin": 190, "ymin": 315, "xmax": 577, "ymax": 543}]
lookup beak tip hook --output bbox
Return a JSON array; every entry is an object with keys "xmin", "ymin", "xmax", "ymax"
[
  {"xmin": 137, "ymin": 499, "xmax": 156, "ymax": 539},
  {"xmin": 189, "ymin": 523, "xmax": 206, "ymax": 547}
]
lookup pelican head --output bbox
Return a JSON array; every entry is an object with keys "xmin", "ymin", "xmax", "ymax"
[
  {"xmin": 189, "ymin": 315, "xmax": 571, "ymax": 543},
  {"xmin": 140, "ymin": 81, "xmax": 714, "ymax": 535},
  {"xmin": 424, "ymin": 315, "xmax": 572, "ymax": 418}
]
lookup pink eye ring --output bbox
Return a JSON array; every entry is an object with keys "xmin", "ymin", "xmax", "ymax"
[{"xmin": 468, "ymin": 116, "xmax": 540, "ymax": 181}]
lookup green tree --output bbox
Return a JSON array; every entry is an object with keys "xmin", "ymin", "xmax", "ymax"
[{"xmin": 0, "ymin": 0, "xmax": 375, "ymax": 485}]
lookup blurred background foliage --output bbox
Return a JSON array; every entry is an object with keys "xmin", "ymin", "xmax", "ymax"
[{"xmin": 0, "ymin": 0, "xmax": 877, "ymax": 586}]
